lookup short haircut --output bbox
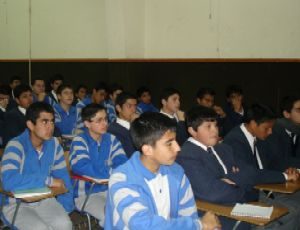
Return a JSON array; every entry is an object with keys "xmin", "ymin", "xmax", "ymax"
[
  {"xmin": 93, "ymin": 81, "xmax": 108, "ymax": 92},
  {"xmin": 75, "ymin": 84, "xmax": 88, "ymax": 93},
  {"xmin": 50, "ymin": 74, "xmax": 64, "ymax": 84},
  {"xmin": 57, "ymin": 84, "xmax": 73, "ymax": 95},
  {"xmin": 108, "ymin": 83, "xmax": 123, "ymax": 95},
  {"xmin": 226, "ymin": 85, "xmax": 243, "ymax": 98},
  {"xmin": 0, "ymin": 85, "xmax": 10, "ymax": 95},
  {"xmin": 136, "ymin": 86, "xmax": 151, "ymax": 98},
  {"xmin": 31, "ymin": 77, "xmax": 45, "ymax": 86},
  {"xmin": 186, "ymin": 106, "xmax": 218, "ymax": 131},
  {"xmin": 115, "ymin": 92, "xmax": 137, "ymax": 107},
  {"xmin": 130, "ymin": 112, "xmax": 177, "ymax": 151},
  {"xmin": 25, "ymin": 102, "xmax": 54, "ymax": 124},
  {"xmin": 81, "ymin": 103, "xmax": 106, "ymax": 122},
  {"xmin": 160, "ymin": 88, "xmax": 180, "ymax": 101},
  {"xmin": 244, "ymin": 103, "xmax": 276, "ymax": 125},
  {"xmin": 280, "ymin": 95, "xmax": 300, "ymax": 114},
  {"xmin": 196, "ymin": 87, "xmax": 216, "ymax": 99},
  {"xmin": 9, "ymin": 75, "xmax": 22, "ymax": 84},
  {"xmin": 14, "ymin": 84, "xmax": 32, "ymax": 99}
]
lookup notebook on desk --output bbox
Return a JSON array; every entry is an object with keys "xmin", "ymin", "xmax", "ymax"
[
  {"xmin": 231, "ymin": 203, "xmax": 273, "ymax": 219},
  {"xmin": 13, "ymin": 187, "xmax": 51, "ymax": 198}
]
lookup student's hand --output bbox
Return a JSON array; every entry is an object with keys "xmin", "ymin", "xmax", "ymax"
[
  {"xmin": 213, "ymin": 105, "xmax": 226, "ymax": 118},
  {"xmin": 200, "ymin": 211, "xmax": 221, "ymax": 230},
  {"xmin": 130, "ymin": 112, "xmax": 140, "ymax": 122},
  {"xmin": 285, "ymin": 167, "xmax": 298, "ymax": 175},
  {"xmin": 232, "ymin": 166, "xmax": 240, "ymax": 173},
  {"xmin": 221, "ymin": 178, "xmax": 236, "ymax": 185},
  {"xmin": 50, "ymin": 178, "xmax": 65, "ymax": 188},
  {"xmin": 176, "ymin": 110, "xmax": 185, "ymax": 121},
  {"xmin": 286, "ymin": 171, "xmax": 299, "ymax": 182}
]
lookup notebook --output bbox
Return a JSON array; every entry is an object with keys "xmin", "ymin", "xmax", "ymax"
[
  {"xmin": 82, "ymin": 175, "xmax": 109, "ymax": 184},
  {"xmin": 231, "ymin": 203, "xmax": 273, "ymax": 219},
  {"xmin": 13, "ymin": 187, "xmax": 51, "ymax": 199}
]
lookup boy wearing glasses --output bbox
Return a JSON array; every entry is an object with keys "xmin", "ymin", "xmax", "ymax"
[{"xmin": 70, "ymin": 103, "xmax": 127, "ymax": 227}]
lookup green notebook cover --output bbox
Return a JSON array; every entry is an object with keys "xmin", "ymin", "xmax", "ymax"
[{"xmin": 13, "ymin": 187, "xmax": 51, "ymax": 198}]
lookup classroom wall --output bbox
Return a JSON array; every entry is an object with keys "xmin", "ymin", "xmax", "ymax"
[{"xmin": 1, "ymin": 0, "xmax": 300, "ymax": 59}]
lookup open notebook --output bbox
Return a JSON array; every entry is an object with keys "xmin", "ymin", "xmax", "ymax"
[
  {"xmin": 13, "ymin": 187, "xmax": 51, "ymax": 199},
  {"xmin": 231, "ymin": 203, "xmax": 273, "ymax": 219}
]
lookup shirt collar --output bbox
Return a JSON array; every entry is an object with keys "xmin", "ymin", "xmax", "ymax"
[
  {"xmin": 160, "ymin": 110, "xmax": 178, "ymax": 121},
  {"xmin": 18, "ymin": 106, "xmax": 26, "ymax": 115},
  {"xmin": 188, "ymin": 137, "xmax": 210, "ymax": 151},
  {"xmin": 240, "ymin": 123, "xmax": 256, "ymax": 148},
  {"xmin": 51, "ymin": 90, "xmax": 58, "ymax": 102},
  {"xmin": 116, "ymin": 118, "xmax": 130, "ymax": 130},
  {"xmin": 0, "ymin": 106, "xmax": 6, "ymax": 112}
]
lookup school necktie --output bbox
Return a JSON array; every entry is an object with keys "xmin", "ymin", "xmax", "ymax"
[
  {"xmin": 253, "ymin": 139, "xmax": 261, "ymax": 169},
  {"xmin": 207, "ymin": 147, "xmax": 227, "ymax": 174},
  {"xmin": 290, "ymin": 133, "xmax": 298, "ymax": 157}
]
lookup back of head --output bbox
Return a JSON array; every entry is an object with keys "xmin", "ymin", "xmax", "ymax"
[
  {"xmin": 186, "ymin": 106, "xmax": 218, "ymax": 131},
  {"xmin": 14, "ymin": 84, "xmax": 32, "ymax": 99},
  {"xmin": 196, "ymin": 87, "xmax": 215, "ymax": 99},
  {"xmin": 130, "ymin": 112, "xmax": 177, "ymax": 151},
  {"xmin": 115, "ymin": 92, "xmax": 137, "ymax": 107},
  {"xmin": 280, "ymin": 95, "xmax": 300, "ymax": 115},
  {"xmin": 26, "ymin": 102, "xmax": 54, "ymax": 124},
  {"xmin": 244, "ymin": 103, "xmax": 276, "ymax": 125},
  {"xmin": 81, "ymin": 103, "xmax": 106, "ymax": 122}
]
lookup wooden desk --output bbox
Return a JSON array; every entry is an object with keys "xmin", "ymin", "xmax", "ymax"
[
  {"xmin": 196, "ymin": 200, "xmax": 288, "ymax": 227},
  {"xmin": 255, "ymin": 180, "xmax": 300, "ymax": 194}
]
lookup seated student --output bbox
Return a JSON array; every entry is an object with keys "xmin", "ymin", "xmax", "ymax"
[
  {"xmin": 223, "ymin": 85, "xmax": 246, "ymax": 135},
  {"xmin": 75, "ymin": 82, "xmax": 107, "ymax": 132},
  {"xmin": 1, "ymin": 102, "xmax": 74, "ymax": 230},
  {"xmin": 196, "ymin": 87, "xmax": 226, "ymax": 137},
  {"xmin": 31, "ymin": 78, "xmax": 48, "ymax": 103},
  {"xmin": 54, "ymin": 85, "xmax": 77, "ymax": 135},
  {"xmin": 105, "ymin": 112, "xmax": 221, "ymax": 230},
  {"xmin": 3, "ymin": 84, "xmax": 33, "ymax": 146},
  {"xmin": 264, "ymin": 96, "xmax": 300, "ymax": 171},
  {"xmin": 106, "ymin": 83, "xmax": 123, "ymax": 123},
  {"xmin": 224, "ymin": 103, "xmax": 300, "ymax": 230},
  {"xmin": 108, "ymin": 92, "xmax": 138, "ymax": 158},
  {"xmin": 177, "ymin": 106, "xmax": 257, "ymax": 230},
  {"xmin": 9, "ymin": 75, "xmax": 22, "ymax": 100},
  {"xmin": 74, "ymin": 84, "xmax": 88, "ymax": 104},
  {"xmin": 160, "ymin": 88, "xmax": 188, "ymax": 146},
  {"xmin": 0, "ymin": 85, "xmax": 10, "ymax": 147},
  {"xmin": 69, "ymin": 103, "xmax": 127, "ymax": 227},
  {"xmin": 136, "ymin": 86, "xmax": 159, "ymax": 114},
  {"xmin": 47, "ymin": 74, "xmax": 64, "ymax": 106}
]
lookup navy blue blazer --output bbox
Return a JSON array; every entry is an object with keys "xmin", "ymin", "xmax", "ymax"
[
  {"xmin": 108, "ymin": 122, "xmax": 136, "ymax": 158},
  {"xmin": 264, "ymin": 121, "xmax": 300, "ymax": 171},
  {"xmin": 223, "ymin": 126, "xmax": 286, "ymax": 184},
  {"xmin": 177, "ymin": 141, "xmax": 256, "ymax": 204}
]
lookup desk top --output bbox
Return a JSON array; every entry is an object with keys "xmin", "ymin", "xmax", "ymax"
[
  {"xmin": 196, "ymin": 200, "xmax": 288, "ymax": 226},
  {"xmin": 255, "ymin": 180, "xmax": 300, "ymax": 194},
  {"xmin": 0, "ymin": 186, "xmax": 67, "ymax": 203}
]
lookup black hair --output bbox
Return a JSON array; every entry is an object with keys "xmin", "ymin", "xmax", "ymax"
[
  {"xmin": 25, "ymin": 102, "xmax": 54, "ymax": 124},
  {"xmin": 13, "ymin": 84, "xmax": 32, "ymax": 99},
  {"xmin": 136, "ymin": 86, "xmax": 151, "ymax": 98},
  {"xmin": 226, "ymin": 85, "xmax": 243, "ymax": 98},
  {"xmin": 81, "ymin": 103, "xmax": 106, "ymax": 122},
  {"xmin": 57, "ymin": 84, "xmax": 73, "ymax": 95},
  {"xmin": 50, "ymin": 74, "xmax": 64, "ymax": 84},
  {"xmin": 75, "ymin": 84, "xmax": 88, "ymax": 93},
  {"xmin": 280, "ymin": 95, "xmax": 300, "ymax": 115},
  {"xmin": 0, "ymin": 85, "xmax": 11, "ymax": 95},
  {"xmin": 31, "ymin": 77, "xmax": 45, "ymax": 86},
  {"xmin": 115, "ymin": 92, "xmax": 137, "ymax": 107},
  {"xmin": 186, "ymin": 106, "xmax": 218, "ymax": 131},
  {"xmin": 93, "ymin": 81, "xmax": 108, "ymax": 92},
  {"xmin": 160, "ymin": 88, "xmax": 181, "ymax": 102},
  {"xmin": 108, "ymin": 83, "xmax": 123, "ymax": 95},
  {"xmin": 9, "ymin": 75, "xmax": 22, "ymax": 84},
  {"xmin": 130, "ymin": 112, "xmax": 177, "ymax": 151},
  {"xmin": 244, "ymin": 103, "xmax": 276, "ymax": 125},
  {"xmin": 196, "ymin": 87, "xmax": 216, "ymax": 99}
]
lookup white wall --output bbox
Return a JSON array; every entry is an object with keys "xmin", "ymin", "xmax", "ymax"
[{"xmin": 1, "ymin": 0, "xmax": 300, "ymax": 59}]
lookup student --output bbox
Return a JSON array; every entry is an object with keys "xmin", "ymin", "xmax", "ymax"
[
  {"xmin": 264, "ymin": 96, "xmax": 300, "ymax": 170},
  {"xmin": 75, "ymin": 82, "xmax": 107, "ymax": 132},
  {"xmin": 69, "ymin": 103, "xmax": 127, "ymax": 227},
  {"xmin": 47, "ymin": 74, "xmax": 64, "ymax": 106},
  {"xmin": 136, "ymin": 86, "xmax": 159, "ymax": 114},
  {"xmin": 31, "ymin": 78, "xmax": 48, "ymax": 103},
  {"xmin": 0, "ymin": 85, "xmax": 10, "ymax": 147},
  {"xmin": 1, "ymin": 102, "xmax": 74, "ymax": 230},
  {"xmin": 224, "ymin": 103, "xmax": 300, "ymax": 229},
  {"xmin": 3, "ymin": 84, "xmax": 33, "ymax": 145},
  {"xmin": 223, "ymin": 85, "xmax": 246, "ymax": 135},
  {"xmin": 105, "ymin": 112, "xmax": 221, "ymax": 230},
  {"xmin": 9, "ymin": 75, "xmax": 22, "ymax": 99},
  {"xmin": 74, "ymin": 84, "xmax": 88, "ymax": 103},
  {"xmin": 106, "ymin": 83, "xmax": 123, "ymax": 123},
  {"xmin": 108, "ymin": 92, "xmax": 138, "ymax": 158},
  {"xmin": 54, "ymin": 85, "xmax": 77, "ymax": 135},
  {"xmin": 160, "ymin": 88, "xmax": 188, "ymax": 146}
]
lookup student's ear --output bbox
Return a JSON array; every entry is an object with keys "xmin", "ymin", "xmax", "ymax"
[
  {"xmin": 57, "ymin": 94, "xmax": 62, "ymax": 101},
  {"xmin": 84, "ymin": 120, "xmax": 91, "ymax": 129},
  {"xmin": 187, "ymin": 127, "xmax": 197, "ymax": 137},
  {"xmin": 115, "ymin": 104, "xmax": 122, "ymax": 114},
  {"xmin": 26, "ymin": 120, "xmax": 34, "ymax": 131},
  {"xmin": 141, "ymin": 144, "xmax": 153, "ymax": 156},
  {"xmin": 283, "ymin": 110, "xmax": 291, "ymax": 119},
  {"xmin": 161, "ymin": 99, "xmax": 167, "ymax": 107},
  {"xmin": 196, "ymin": 98, "xmax": 201, "ymax": 105}
]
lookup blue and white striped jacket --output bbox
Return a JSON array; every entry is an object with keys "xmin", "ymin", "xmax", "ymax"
[
  {"xmin": 69, "ymin": 130, "xmax": 127, "ymax": 198},
  {"xmin": 0, "ymin": 129, "xmax": 74, "ymax": 213},
  {"xmin": 105, "ymin": 99, "xmax": 117, "ymax": 124},
  {"xmin": 105, "ymin": 151, "xmax": 202, "ymax": 230},
  {"xmin": 54, "ymin": 103, "xmax": 77, "ymax": 135},
  {"xmin": 75, "ymin": 97, "xmax": 92, "ymax": 131}
]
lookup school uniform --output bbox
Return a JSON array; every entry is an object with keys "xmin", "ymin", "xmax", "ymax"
[
  {"xmin": 54, "ymin": 103, "xmax": 77, "ymax": 135},
  {"xmin": 108, "ymin": 118, "xmax": 136, "ymax": 158},
  {"xmin": 223, "ymin": 103, "xmax": 246, "ymax": 135},
  {"xmin": 0, "ymin": 107, "xmax": 6, "ymax": 147},
  {"xmin": 47, "ymin": 90, "xmax": 59, "ymax": 106},
  {"xmin": 137, "ymin": 102, "xmax": 159, "ymax": 114},
  {"xmin": 1, "ymin": 129, "xmax": 73, "ymax": 230},
  {"xmin": 69, "ymin": 130, "xmax": 127, "ymax": 226},
  {"xmin": 105, "ymin": 151, "xmax": 201, "ymax": 230},
  {"xmin": 105, "ymin": 99, "xmax": 117, "ymax": 123}
]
